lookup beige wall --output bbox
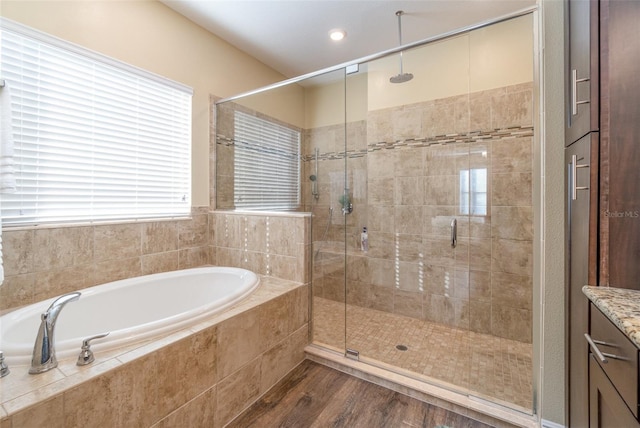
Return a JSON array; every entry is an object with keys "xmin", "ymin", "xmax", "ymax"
[
  {"xmin": 233, "ymin": 83, "xmax": 306, "ymax": 129},
  {"xmin": 303, "ymin": 14, "xmax": 533, "ymax": 126},
  {"xmin": 0, "ymin": 0, "xmax": 286, "ymax": 207},
  {"xmin": 369, "ymin": 14, "xmax": 533, "ymax": 111},
  {"xmin": 540, "ymin": 0, "xmax": 566, "ymax": 425}
]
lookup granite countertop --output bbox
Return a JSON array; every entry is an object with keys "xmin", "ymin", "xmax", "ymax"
[{"xmin": 583, "ymin": 285, "xmax": 640, "ymax": 349}]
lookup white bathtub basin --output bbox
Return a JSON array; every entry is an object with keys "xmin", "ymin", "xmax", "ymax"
[{"xmin": 0, "ymin": 267, "xmax": 260, "ymax": 365}]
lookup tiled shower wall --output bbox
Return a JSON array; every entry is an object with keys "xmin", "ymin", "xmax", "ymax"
[{"xmin": 308, "ymin": 82, "xmax": 534, "ymax": 343}]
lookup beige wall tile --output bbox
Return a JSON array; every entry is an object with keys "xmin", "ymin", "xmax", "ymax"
[
  {"xmin": 179, "ymin": 247, "xmax": 209, "ymax": 269},
  {"xmin": 10, "ymin": 396, "xmax": 63, "ymax": 428},
  {"xmin": 287, "ymin": 286, "xmax": 310, "ymax": 333},
  {"xmin": 491, "ymin": 172, "xmax": 532, "ymax": 207},
  {"xmin": 142, "ymin": 251, "xmax": 180, "ymax": 275},
  {"xmin": 492, "ymin": 306, "xmax": 532, "ymax": 342},
  {"xmin": 142, "ymin": 222, "xmax": 178, "ymax": 255},
  {"xmin": 0, "ymin": 273, "xmax": 35, "ymax": 310},
  {"xmin": 368, "ymin": 177, "xmax": 395, "ymax": 205},
  {"xmin": 492, "ymin": 137, "xmax": 532, "ymax": 174},
  {"xmin": 216, "ymin": 357, "xmax": 262, "ymax": 427},
  {"xmin": 35, "ymin": 264, "xmax": 96, "ymax": 301},
  {"xmin": 393, "ymin": 106, "xmax": 423, "ymax": 139},
  {"xmin": 94, "ymin": 223, "xmax": 141, "ymax": 262},
  {"xmin": 258, "ymin": 295, "xmax": 290, "ymax": 351},
  {"xmin": 491, "ymin": 89, "xmax": 533, "ymax": 129},
  {"xmin": 33, "ymin": 227, "xmax": 93, "ymax": 271},
  {"xmin": 492, "ymin": 271, "xmax": 533, "ymax": 311},
  {"xmin": 396, "ymin": 147, "xmax": 425, "ymax": 177},
  {"xmin": 395, "ymin": 177, "xmax": 424, "ymax": 206},
  {"xmin": 152, "ymin": 387, "xmax": 216, "ymax": 428},
  {"xmin": 423, "ymin": 293, "xmax": 455, "ymax": 326},
  {"xmin": 424, "ymin": 175, "xmax": 456, "ymax": 206},
  {"xmin": 469, "ymin": 270, "xmax": 491, "ymax": 301},
  {"xmin": 469, "ymin": 301, "xmax": 492, "ymax": 334},
  {"xmin": 367, "ymin": 205, "xmax": 395, "ymax": 233},
  {"xmin": 2, "ymin": 230, "xmax": 34, "ymax": 275},
  {"xmin": 160, "ymin": 327, "xmax": 218, "ymax": 413},
  {"xmin": 94, "ymin": 257, "xmax": 142, "ymax": 284},
  {"xmin": 216, "ymin": 308, "xmax": 260, "ymax": 380},
  {"xmin": 269, "ymin": 217, "xmax": 301, "ymax": 257},
  {"xmin": 369, "ymin": 285, "xmax": 394, "ymax": 312},
  {"xmin": 491, "ymin": 206, "xmax": 533, "ymax": 240},
  {"xmin": 269, "ymin": 254, "xmax": 300, "ymax": 282},
  {"xmin": 179, "ymin": 214, "xmax": 208, "ymax": 248},
  {"xmin": 259, "ymin": 325, "xmax": 308, "ymax": 394},
  {"xmin": 394, "ymin": 290, "xmax": 423, "ymax": 319},
  {"xmin": 64, "ymin": 355, "xmax": 158, "ymax": 427},
  {"xmin": 347, "ymin": 280, "xmax": 370, "ymax": 307},
  {"xmin": 491, "ymin": 238, "xmax": 533, "ymax": 276}
]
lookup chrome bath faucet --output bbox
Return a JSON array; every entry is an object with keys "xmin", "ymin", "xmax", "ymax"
[{"xmin": 29, "ymin": 292, "xmax": 81, "ymax": 374}]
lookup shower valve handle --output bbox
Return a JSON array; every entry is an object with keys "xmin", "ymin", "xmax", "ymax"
[{"xmin": 451, "ymin": 219, "xmax": 457, "ymax": 248}]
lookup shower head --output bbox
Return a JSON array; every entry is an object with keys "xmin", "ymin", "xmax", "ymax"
[
  {"xmin": 309, "ymin": 175, "xmax": 317, "ymax": 181},
  {"xmin": 390, "ymin": 10, "xmax": 413, "ymax": 84},
  {"xmin": 390, "ymin": 72, "xmax": 414, "ymax": 84}
]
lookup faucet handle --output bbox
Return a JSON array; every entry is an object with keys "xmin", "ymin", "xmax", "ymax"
[
  {"xmin": 76, "ymin": 332, "xmax": 110, "ymax": 366},
  {"xmin": 0, "ymin": 351, "xmax": 9, "ymax": 377}
]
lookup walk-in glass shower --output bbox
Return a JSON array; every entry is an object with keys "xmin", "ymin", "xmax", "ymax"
[{"xmin": 216, "ymin": 12, "xmax": 536, "ymax": 414}]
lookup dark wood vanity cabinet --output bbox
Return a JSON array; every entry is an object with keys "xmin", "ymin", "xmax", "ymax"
[
  {"xmin": 566, "ymin": 1, "xmax": 640, "ymax": 425},
  {"xmin": 598, "ymin": 0, "xmax": 640, "ymax": 289},
  {"xmin": 588, "ymin": 304, "xmax": 640, "ymax": 428},
  {"xmin": 565, "ymin": 0, "xmax": 599, "ymax": 146}
]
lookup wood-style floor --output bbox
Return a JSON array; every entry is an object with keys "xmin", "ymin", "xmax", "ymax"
[{"xmin": 227, "ymin": 360, "xmax": 494, "ymax": 428}]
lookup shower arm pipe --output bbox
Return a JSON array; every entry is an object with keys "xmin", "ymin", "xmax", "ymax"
[
  {"xmin": 396, "ymin": 11, "xmax": 405, "ymax": 75},
  {"xmin": 215, "ymin": 5, "xmax": 537, "ymax": 104}
]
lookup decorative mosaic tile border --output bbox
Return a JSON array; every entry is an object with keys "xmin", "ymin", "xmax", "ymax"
[
  {"xmin": 218, "ymin": 125, "xmax": 534, "ymax": 162},
  {"xmin": 302, "ymin": 125, "xmax": 534, "ymax": 161}
]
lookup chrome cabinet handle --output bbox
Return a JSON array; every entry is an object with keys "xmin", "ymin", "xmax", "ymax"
[
  {"xmin": 571, "ymin": 154, "xmax": 589, "ymax": 201},
  {"xmin": 572, "ymin": 69, "xmax": 590, "ymax": 116},
  {"xmin": 451, "ymin": 218, "xmax": 457, "ymax": 248},
  {"xmin": 585, "ymin": 333, "xmax": 609, "ymax": 363},
  {"xmin": 585, "ymin": 333, "xmax": 628, "ymax": 364}
]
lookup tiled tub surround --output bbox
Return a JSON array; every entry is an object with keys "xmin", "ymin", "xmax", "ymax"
[
  {"xmin": 0, "ymin": 207, "xmax": 210, "ymax": 313},
  {"xmin": 306, "ymin": 82, "xmax": 534, "ymax": 344},
  {"xmin": 0, "ymin": 276, "xmax": 309, "ymax": 427},
  {"xmin": 209, "ymin": 211, "xmax": 311, "ymax": 285}
]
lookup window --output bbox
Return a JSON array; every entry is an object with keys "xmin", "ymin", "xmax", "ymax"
[
  {"xmin": 233, "ymin": 111, "xmax": 300, "ymax": 210},
  {"xmin": 459, "ymin": 168, "xmax": 487, "ymax": 216},
  {"xmin": 0, "ymin": 20, "xmax": 192, "ymax": 226}
]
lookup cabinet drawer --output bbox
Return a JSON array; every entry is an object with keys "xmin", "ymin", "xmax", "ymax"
[{"xmin": 589, "ymin": 304, "xmax": 639, "ymax": 418}]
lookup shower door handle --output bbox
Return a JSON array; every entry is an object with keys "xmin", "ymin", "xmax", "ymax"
[{"xmin": 451, "ymin": 219, "xmax": 457, "ymax": 248}]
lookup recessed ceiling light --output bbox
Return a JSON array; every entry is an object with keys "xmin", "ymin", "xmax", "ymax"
[{"xmin": 329, "ymin": 29, "xmax": 346, "ymax": 41}]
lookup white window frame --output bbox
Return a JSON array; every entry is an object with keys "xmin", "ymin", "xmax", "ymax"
[{"xmin": 0, "ymin": 19, "xmax": 193, "ymax": 226}]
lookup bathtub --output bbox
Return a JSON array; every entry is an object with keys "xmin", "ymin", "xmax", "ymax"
[{"xmin": 0, "ymin": 267, "xmax": 260, "ymax": 365}]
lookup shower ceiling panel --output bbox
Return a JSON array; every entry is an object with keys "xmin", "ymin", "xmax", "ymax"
[{"xmin": 160, "ymin": 0, "xmax": 536, "ymax": 78}]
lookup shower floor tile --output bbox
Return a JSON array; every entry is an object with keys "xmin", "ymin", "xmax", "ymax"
[{"xmin": 313, "ymin": 297, "xmax": 533, "ymax": 412}]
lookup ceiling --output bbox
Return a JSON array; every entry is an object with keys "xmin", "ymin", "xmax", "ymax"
[{"xmin": 161, "ymin": 0, "xmax": 537, "ymax": 79}]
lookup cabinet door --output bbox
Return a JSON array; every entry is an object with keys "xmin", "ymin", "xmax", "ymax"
[
  {"xmin": 566, "ymin": 0, "xmax": 599, "ymax": 145},
  {"xmin": 589, "ymin": 356, "xmax": 640, "ymax": 428},
  {"xmin": 567, "ymin": 133, "xmax": 598, "ymax": 428},
  {"xmin": 600, "ymin": 0, "xmax": 640, "ymax": 288}
]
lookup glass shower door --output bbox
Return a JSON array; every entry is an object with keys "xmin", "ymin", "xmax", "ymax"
[{"xmin": 307, "ymin": 69, "xmax": 348, "ymax": 355}]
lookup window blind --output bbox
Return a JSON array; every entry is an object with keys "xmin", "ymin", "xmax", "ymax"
[
  {"xmin": 0, "ymin": 20, "xmax": 192, "ymax": 226},
  {"xmin": 233, "ymin": 111, "xmax": 300, "ymax": 210}
]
